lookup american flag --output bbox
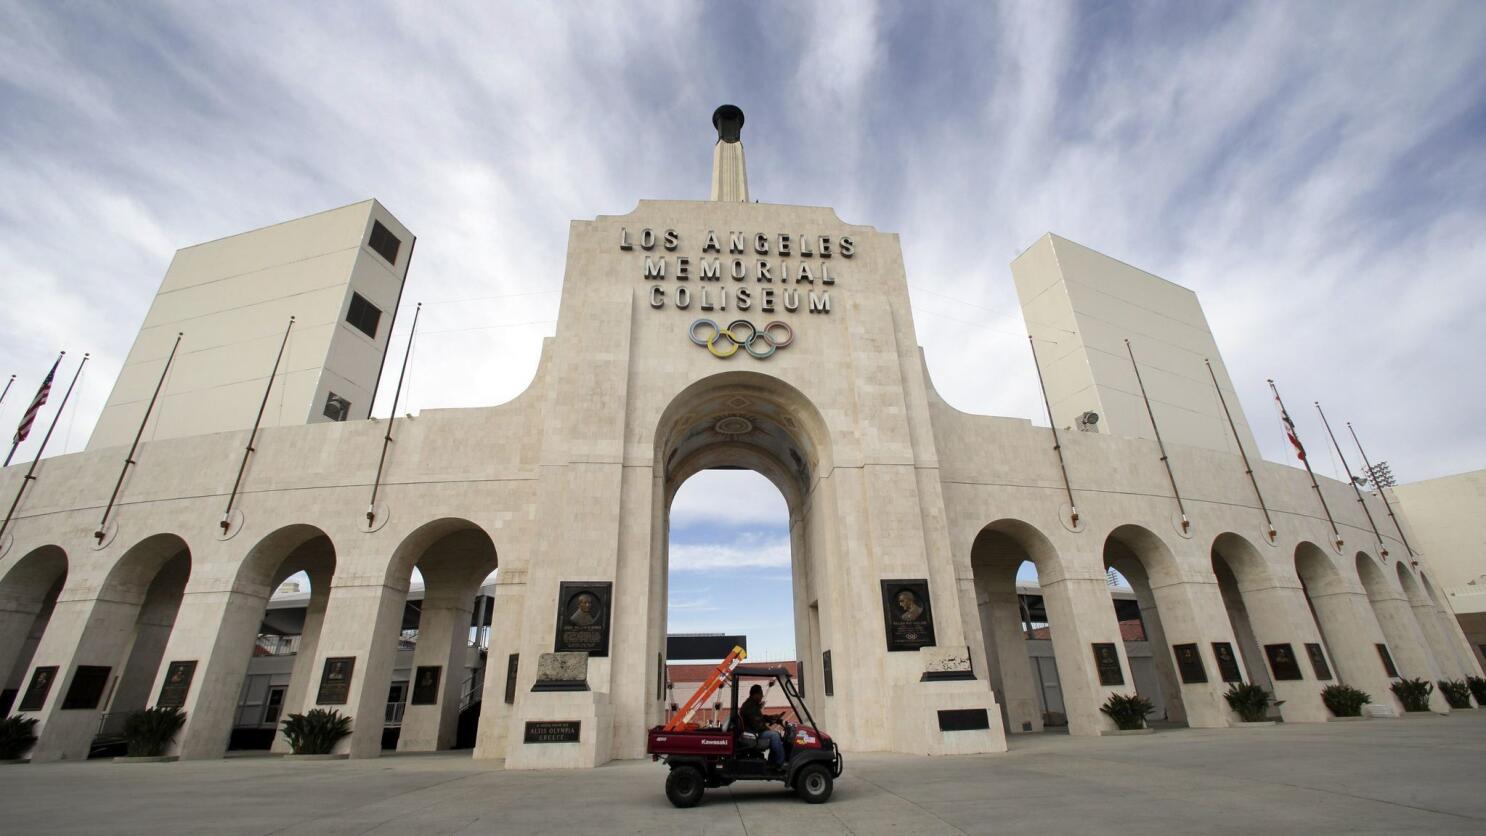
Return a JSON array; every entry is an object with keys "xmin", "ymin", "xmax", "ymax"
[{"xmin": 13, "ymin": 356, "xmax": 60, "ymax": 445}]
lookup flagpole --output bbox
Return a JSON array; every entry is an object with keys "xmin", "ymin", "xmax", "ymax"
[
  {"xmin": 1206, "ymin": 360, "xmax": 1275, "ymax": 542},
  {"xmin": 1347, "ymin": 422, "xmax": 1416, "ymax": 560},
  {"xmin": 366, "ymin": 303, "xmax": 421, "ymax": 528},
  {"xmin": 0, "ymin": 374, "xmax": 15, "ymax": 407},
  {"xmin": 220, "ymin": 317, "xmax": 294, "ymax": 533},
  {"xmin": 1268, "ymin": 379, "xmax": 1342, "ymax": 550},
  {"xmin": 95, "ymin": 333, "xmax": 183, "ymax": 543},
  {"xmin": 5, "ymin": 351, "xmax": 64, "ymax": 468},
  {"xmin": 1027, "ymin": 336, "xmax": 1079, "ymax": 527},
  {"xmin": 1126, "ymin": 339, "xmax": 1189, "ymax": 533},
  {"xmin": 0, "ymin": 353, "xmax": 89, "ymax": 544},
  {"xmin": 1315, "ymin": 401, "xmax": 1388, "ymax": 558}
]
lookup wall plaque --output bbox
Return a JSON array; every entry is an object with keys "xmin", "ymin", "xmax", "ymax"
[
  {"xmin": 1304, "ymin": 643, "xmax": 1333, "ymax": 681},
  {"xmin": 1211, "ymin": 642, "xmax": 1243, "ymax": 683},
  {"xmin": 61, "ymin": 665, "xmax": 111, "ymax": 710},
  {"xmin": 822, "ymin": 650, "xmax": 834, "ymax": 697},
  {"xmin": 1265, "ymin": 643, "xmax": 1304, "ymax": 681},
  {"xmin": 316, "ymin": 656, "xmax": 355, "ymax": 705},
  {"xmin": 554, "ymin": 581, "xmax": 612, "ymax": 657},
  {"xmin": 524, "ymin": 720, "xmax": 581, "ymax": 744},
  {"xmin": 880, "ymin": 579, "xmax": 937, "ymax": 652},
  {"xmin": 18, "ymin": 665, "xmax": 58, "ymax": 712},
  {"xmin": 1376, "ymin": 643, "xmax": 1399, "ymax": 678},
  {"xmin": 504, "ymin": 654, "xmax": 519, "ymax": 705},
  {"xmin": 411, "ymin": 665, "xmax": 441, "ymax": 705},
  {"xmin": 937, "ymin": 708, "xmax": 990, "ymax": 732},
  {"xmin": 156, "ymin": 660, "xmax": 197, "ymax": 708},
  {"xmin": 1172, "ymin": 643, "xmax": 1208, "ymax": 684},
  {"xmin": 1092, "ymin": 642, "xmax": 1124, "ymax": 686}
]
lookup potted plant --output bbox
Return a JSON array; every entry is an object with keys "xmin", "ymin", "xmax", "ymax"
[
  {"xmin": 1224, "ymin": 683, "xmax": 1278, "ymax": 722},
  {"xmin": 1320, "ymin": 684, "xmax": 1371, "ymax": 718},
  {"xmin": 1390, "ymin": 677, "xmax": 1433, "ymax": 713},
  {"xmin": 281, "ymin": 708, "xmax": 352, "ymax": 756},
  {"xmin": 119, "ymin": 706, "xmax": 186, "ymax": 761},
  {"xmin": 1467, "ymin": 676, "xmax": 1486, "ymax": 706},
  {"xmin": 0, "ymin": 715, "xmax": 39, "ymax": 762},
  {"xmin": 1438, "ymin": 679, "xmax": 1473, "ymax": 710},
  {"xmin": 1099, "ymin": 693, "xmax": 1154, "ymax": 732}
]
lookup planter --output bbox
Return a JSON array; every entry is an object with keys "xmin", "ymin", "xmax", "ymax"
[
  {"xmin": 1326, "ymin": 715, "xmax": 1368, "ymax": 722},
  {"xmin": 1099, "ymin": 728, "xmax": 1154, "ymax": 736},
  {"xmin": 113, "ymin": 755, "xmax": 178, "ymax": 763},
  {"xmin": 282, "ymin": 753, "xmax": 347, "ymax": 760}
]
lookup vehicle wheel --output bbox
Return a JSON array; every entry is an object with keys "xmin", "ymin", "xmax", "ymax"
[
  {"xmin": 795, "ymin": 763, "xmax": 833, "ymax": 804},
  {"xmin": 665, "ymin": 765, "xmax": 705, "ymax": 808}
]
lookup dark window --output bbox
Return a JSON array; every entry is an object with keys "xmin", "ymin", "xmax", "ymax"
[
  {"xmin": 368, "ymin": 219, "xmax": 401, "ymax": 264},
  {"xmin": 323, "ymin": 392, "xmax": 351, "ymax": 422},
  {"xmin": 346, "ymin": 292, "xmax": 381, "ymax": 338}
]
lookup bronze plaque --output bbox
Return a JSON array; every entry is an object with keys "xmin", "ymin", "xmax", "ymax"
[
  {"xmin": 316, "ymin": 656, "xmax": 355, "ymax": 705},
  {"xmin": 1212, "ymin": 642, "xmax": 1243, "ymax": 683},
  {"xmin": 1376, "ymin": 643, "xmax": 1399, "ymax": 678},
  {"xmin": 1265, "ymin": 643, "xmax": 1304, "ymax": 681},
  {"xmin": 17, "ymin": 665, "xmax": 58, "ymax": 712},
  {"xmin": 1092, "ymin": 642, "xmax": 1124, "ymax": 686},
  {"xmin": 1305, "ymin": 643, "xmax": 1333, "ymax": 681},
  {"xmin": 554, "ymin": 581, "xmax": 612, "ymax": 657},
  {"xmin": 1172, "ymin": 643, "xmax": 1208, "ymax": 684},
  {"xmin": 410, "ymin": 665, "xmax": 441, "ymax": 705},
  {"xmin": 823, "ymin": 650, "xmax": 834, "ymax": 697},
  {"xmin": 880, "ymin": 579, "xmax": 937, "ymax": 652},
  {"xmin": 61, "ymin": 665, "xmax": 111, "ymax": 710},
  {"xmin": 156, "ymin": 660, "xmax": 197, "ymax": 708},
  {"xmin": 524, "ymin": 720, "xmax": 581, "ymax": 744},
  {"xmin": 504, "ymin": 654, "xmax": 519, "ymax": 705}
]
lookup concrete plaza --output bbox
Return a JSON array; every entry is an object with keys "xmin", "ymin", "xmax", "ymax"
[{"xmin": 3, "ymin": 713, "xmax": 1484, "ymax": 835}]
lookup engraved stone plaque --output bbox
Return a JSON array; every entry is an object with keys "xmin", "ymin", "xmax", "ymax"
[
  {"xmin": 554, "ymin": 582, "xmax": 612, "ymax": 657},
  {"xmin": 61, "ymin": 665, "xmax": 111, "ymax": 710},
  {"xmin": 316, "ymin": 656, "xmax": 355, "ymax": 705},
  {"xmin": 1305, "ymin": 643, "xmax": 1333, "ymax": 681},
  {"xmin": 1092, "ymin": 642, "xmax": 1124, "ymax": 686},
  {"xmin": 823, "ymin": 650, "xmax": 834, "ymax": 697},
  {"xmin": 1265, "ymin": 643, "xmax": 1304, "ymax": 681},
  {"xmin": 1172, "ymin": 643, "xmax": 1208, "ymax": 684},
  {"xmin": 1212, "ymin": 642, "xmax": 1243, "ymax": 683},
  {"xmin": 18, "ymin": 665, "xmax": 58, "ymax": 712},
  {"xmin": 880, "ymin": 579, "xmax": 937, "ymax": 652},
  {"xmin": 1376, "ymin": 643, "xmax": 1399, "ymax": 678},
  {"xmin": 504, "ymin": 654, "xmax": 519, "ymax": 705},
  {"xmin": 410, "ymin": 665, "xmax": 441, "ymax": 705},
  {"xmin": 524, "ymin": 720, "xmax": 581, "ymax": 743},
  {"xmin": 156, "ymin": 660, "xmax": 197, "ymax": 708}
]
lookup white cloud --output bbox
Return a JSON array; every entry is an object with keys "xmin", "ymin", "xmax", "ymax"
[
  {"xmin": 669, "ymin": 470, "xmax": 790, "ymax": 528},
  {"xmin": 669, "ymin": 535, "xmax": 792, "ymax": 573}
]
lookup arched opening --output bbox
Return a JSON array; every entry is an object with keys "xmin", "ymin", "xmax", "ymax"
[
  {"xmin": 382, "ymin": 519, "xmax": 498, "ymax": 753},
  {"xmin": 224, "ymin": 525, "xmax": 337, "ymax": 752},
  {"xmin": 1396, "ymin": 563, "xmax": 1463, "ymax": 680},
  {"xmin": 1103, "ymin": 525, "xmax": 1188, "ymax": 726},
  {"xmin": 1210, "ymin": 534, "xmax": 1276, "ymax": 696},
  {"xmin": 1355, "ymin": 551, "xmax": 1440, "ymax": 709},
  {"xmin": 1419, "ymin": 571, "xmax": 1484, "ymax": 676},
  {"xmin": 648, "ymin": 372, "xmax": 836, "ymax": 744},
  {"xmin": 0, "ymin": 545, "xmax": 67, "ymax": 714},
  {"xmin": 1295, "ymin": 542, "xmax": 1348, "ymax": 680}
]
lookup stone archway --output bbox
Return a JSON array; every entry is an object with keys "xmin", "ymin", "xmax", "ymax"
[
  {"xmin": 1355, "ymin": 551, "xmax": 1447, "ymax": 712},
  {"xmin": 0, "ymin": 545, "xmax": 67, "ymax": 713},
  {"xmin": 1395, "ymin": 563, "xmax": 1465, "ymax": 680},
  {"xmin": 1418, "ymin": 571, "xmax": 1484, "ymax": 678},
  {"xmin": 1294, "ymin": 541, "xmax": 1399, "ymax": 713}
]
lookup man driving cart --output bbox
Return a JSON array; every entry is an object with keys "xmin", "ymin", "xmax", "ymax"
[{"xmin": 740, "ymin": 683, "xmax": 786, "ymax": 769}]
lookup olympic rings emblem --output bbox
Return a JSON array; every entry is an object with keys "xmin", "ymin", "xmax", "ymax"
[{"xmin": 689, "ymin": 318, "xmax": 794, "ymax": 359}]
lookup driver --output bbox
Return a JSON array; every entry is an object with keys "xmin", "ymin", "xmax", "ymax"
[{"xmin": 740, "ymin": 683, "xmax": 786, "ymax": 769}]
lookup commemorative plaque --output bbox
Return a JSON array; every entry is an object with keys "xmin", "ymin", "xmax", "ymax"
[
  {"xmin": 524, "ymin": 720, "xmax": 581, "ymax": 744},
  {"xmin": 1211, "ymin": 642, "xmax": 1243, "ymax": 683},
  {"xmin": 504, "ymin": 654, "xmax": 519, "ymax": 704},
  {"xmin": 554, "ymin": 581, "xmax": 612, "ymax": 657},
  {"xmin": 1172, "ymin": 643, "xmax": 1208, "ymax": 684},
  {"xmin": 1376, "ymin": 643, "xmax": 1399, "ymax": 678},
  {"xmin": 61, "ymin": 665, "xmax": 111, "ymax": 710},
  {"xmin": 316, "ymin": 656, "xmax": 355, "ymax": 705},
  {"xmin": 17, "ymin": 665, "xmax": 58, "ymax": 712},
  {"xmin": 156, "ymin": 660, "xmax": 197, "ymax": 708},
  {"xmin": 880, "ymin": 579, "xmax": 937, "ymax": 652},
  {"xmin": 1265, "ymin": 643, "xmax": 1304, "ymax": 681},
  {"xmin": 822, "ymin": 650, "xmax": 834, "ymax": 697},
  {"xmin": 1305, "ymin": 643, "xmax": 1333, "ymax": 681},
  {"xmin": 1091, "ymin": 642, "xmax": 1124, "ymax": 686},
  {"xmin": 410, "ymin": 665, "xmax": 441, "ymax": 705}
]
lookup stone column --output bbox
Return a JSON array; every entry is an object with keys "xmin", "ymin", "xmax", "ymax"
[
  {"xmin": 1122, "ymin": 575, "xmax": 1188, "ymax": 724},
  {"xmin": 1144, "ymin": 576, "xmax": 1237, "ymax": 728},
  {"xmin": 1042, "ymin": 561, "xmax": 1138, "ymax": 736},
  {"xmin": 474, "ymin": 571, "xmax": 526, "ymax": 760},
  {"xmin": 1368, "ymin": 588, "xmax": 1450, "ymax": 712},
  {"xmin": 1437, "ymin": 603, "xmax": 1486, "ymax": 679},
  {"xmin": 270, "ymin": 573, "xmax": 330, "ymax": 752},
  {"xmin": 974, "ymin": 568, "xmax": 1041, "ymax": 733},
  {"xmin": 24, "ymin": 594, "xmax": 144, "ymax": 762},
  {"xmin": 1409, "ymin": 597, "xmax": 1465, "ymax": 680},
  {"xmin": 1228, "ymin": 580, "xmax": 1331, "ymax": 723},
  {"xmin": 1304, "ymin": 587, "xmax": 1402, "ymax": 714},
  {"xmin": 397, "ymin": 588, "xmax": 475, "ymax": 752},
  {"xmin": 0, "ymin": 598, "xmax": 49, "ymax": 697}
]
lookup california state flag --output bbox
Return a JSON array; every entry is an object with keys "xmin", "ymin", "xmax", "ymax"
[{"xmin": 1274, "ymin": 393, "xmax": 1307, "ymax": 462}]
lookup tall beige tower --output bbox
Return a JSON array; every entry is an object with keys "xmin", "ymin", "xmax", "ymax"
[
  {"xmin": 87, "ymin": 200, "xmax": 414, "ymax": 451},
  {"xmin": 708, "ymin": 104, "xmax": 749, "ymax": 202},
  {"xmin": 1011, "ymin": 233, "xmax": 1258, "ymax": 457}
]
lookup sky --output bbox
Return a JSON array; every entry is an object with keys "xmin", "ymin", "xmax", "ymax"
[{"xmin": 2, "ymin": 2, "xmax": 1484, "ymax": 659}]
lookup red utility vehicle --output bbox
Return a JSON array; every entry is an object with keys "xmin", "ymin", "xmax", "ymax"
[{"xmin": 647, "ymin": 651, "xmax": 842, "ymax": 807}]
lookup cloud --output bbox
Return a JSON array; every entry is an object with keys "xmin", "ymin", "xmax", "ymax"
[
  {"xmin": 669, "ymin": 534, "xmax": 791, "ymax": 573},
  {"xmin": 669, "ymin": 470, "xmax": 790, "ymax": 528}
]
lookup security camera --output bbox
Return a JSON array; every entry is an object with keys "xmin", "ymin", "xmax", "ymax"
[{"xmin": 1076, "ymin": 411, "xmax": 1100, "ymax": 432}]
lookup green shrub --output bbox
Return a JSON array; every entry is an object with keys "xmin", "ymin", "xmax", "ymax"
[
  {"xmin": 1320, "ymin": 684, "xmax": 1371, "ymax": 717},
  {"xmin": 281, "ymin": 708, "xmax": 352, "ymax": 755},
  {"xmin": 0, "ymin": 715, "xmax": 39, "ymax": 760},
  {"xmin": 1467, "ymin": 676, "xmax": 1486, "ymax": 706},
  {"xmin": 1224, "ymin": 682, "xmax": 1277, "ymax": 722},
  {"xmin": 122, "ymin": 706, "xmax": 186, "ymax": 757},
  {"xmin": 1390, "ymin": 677, "xmax": 1433, "ymax": 712},
  {"xmin": 1438, "ymin": 679, "xmax": 1472, "ymax": 710},
  {"xmin": 1099, "ymin": 693, "xmax": 1154, "ymax": 730}
]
